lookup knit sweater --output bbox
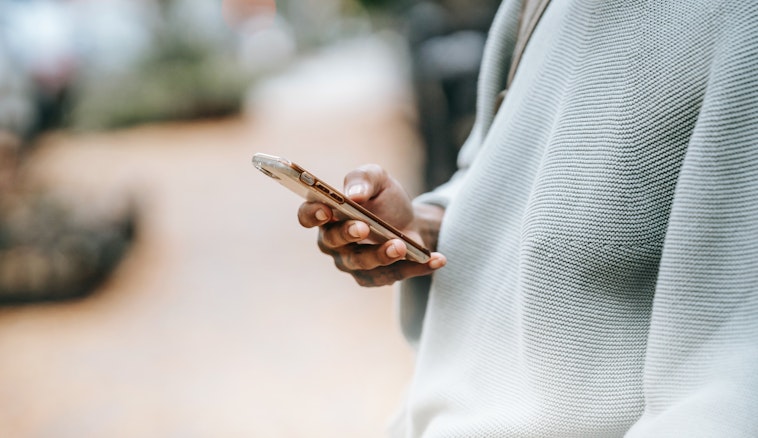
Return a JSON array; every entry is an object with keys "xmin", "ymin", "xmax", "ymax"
[{"xmin": 390, "ymin": 0, "xmax": 758, "ymax": 436}]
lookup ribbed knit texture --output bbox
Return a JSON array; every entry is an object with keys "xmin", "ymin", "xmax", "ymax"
[{"xmin": 391, "ymin": 0, "xmax": 758, "ymax": 436}]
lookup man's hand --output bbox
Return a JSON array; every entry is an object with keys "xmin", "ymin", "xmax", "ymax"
[{"xmin": 297, "ymin": 164, "xmax": 446, "ymax": 287}]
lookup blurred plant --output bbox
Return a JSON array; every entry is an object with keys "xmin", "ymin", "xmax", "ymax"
[
  {"xmin": 0, "ymin": 0, "xmax": 415, "ymax": 133},
  {"xmin": 0, "ymin": 188, "xmax": 136, "ymax": 304},
  {"xmin": 0, "ymin": 126, "xmax": 136, "ymax": 304},
  {"xmin": 68, "ymin": 0, "xmax": 403, "ymax": 131},
  {"xmin": 0, "ymin": 1, "xmax": 140, "ymax": 303},
  {"xmin": 67, "ymin": 0, "xmax": 252, "ymax": 130}
]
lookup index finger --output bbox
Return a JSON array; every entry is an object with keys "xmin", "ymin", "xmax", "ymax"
[{"xmin": 297, "ymin": 201, "xmax": 333, "ymax": 228}]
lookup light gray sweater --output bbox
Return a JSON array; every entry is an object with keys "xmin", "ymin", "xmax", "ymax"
[{"xmin": 391, "ymin": 0, "xmax": 758, "ymax": 436}]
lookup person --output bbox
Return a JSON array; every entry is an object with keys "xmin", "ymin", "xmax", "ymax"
[{"xmin": 298, "ymin": 0, "xmax": 758, "ymax": 436}]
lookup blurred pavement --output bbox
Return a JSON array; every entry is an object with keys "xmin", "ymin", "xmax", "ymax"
[{"xmin": 0, "ymin": 37, "xmax": 424, "ymax": 437}]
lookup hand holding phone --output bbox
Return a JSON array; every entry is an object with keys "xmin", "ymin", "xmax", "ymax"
[{"xmin": 253, "ymin": 153, "xmax": 446, "ymax": 286}]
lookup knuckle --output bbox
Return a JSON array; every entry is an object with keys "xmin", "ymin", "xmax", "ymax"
[
  {"xmin": 353, "ymin": 275, "xmax": 370, "ymax": 287},
  {"xmin": 341, "ymin": 250, "xmax": 365, "ymax": 271},
  {"xmin": 332, "ymin": 254, "xmax": 350, "ymax": 273},
  {"xmin": 374, "ymin": 274, "xmax": 391, "ymax": 287},
  {"xmin": 320, "ymin": 225, "xmax": 342, "ymax": 248},
  {"xmin": 352, "ymin": 245, "xmax": 384, "ymax": 271},
  {"xmin": 352, "ymin": 269, "xmax": 382, "ymax": 288},
  {"xmin": 320, "ymin": 232, "xmax": 334, "ymax": 249},
  {"xmin": 298, "ymin": 213, "xmax": 311, "ymax": 228},
  {"xmin": 297, "ymin": 203, "xmax": 318, "ymax": 227},
  {"xmin": 378, "ymin": 266, "xmax": 403, "ymax": 286},
  {"xmin": 391, "ymin": 267, "xmax": 405, "ymax": 283},
  {"xmin": 317, "ymin": 238, "xmax": 331, "ymax": 254},
  {"xmin": 351, "ymin": 256, "xmax": 372, "ymax": 271},
  {"xmin": 333, "ymin": 260, "xmax": 350, "ymax": 273}
]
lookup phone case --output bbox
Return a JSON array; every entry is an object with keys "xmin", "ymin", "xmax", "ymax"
[{"xmin": 252, "ymin": 153, "xmax": 431, "ymax": 263}]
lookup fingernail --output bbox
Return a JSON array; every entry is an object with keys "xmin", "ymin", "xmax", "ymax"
[
  {"xmin": 348, "ymin": 223, "xmax": 362, "ymax": 238},
  {"xmin": 386, "ymin": 242, "xmax": 401, "ymax": 259},
  {"xmin": 346, "ymin": 184, "xmax": 368, "ymax": 198},
  {"xmin": 315, "ymin": 210, "xmax": 328, "ymax": 222},
  {"xmin": 429, "ymin": 256, "xmax": 446, "ymax": 270}
]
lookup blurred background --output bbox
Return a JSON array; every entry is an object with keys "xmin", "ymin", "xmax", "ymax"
[{"xmin": 0, "ymin": 0, "xmax": 497, "ymax": 436}]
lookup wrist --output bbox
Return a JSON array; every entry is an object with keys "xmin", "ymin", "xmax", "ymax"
[{"xmin": 412, "ymin": 203, "xmax": 445, "ymax": 252}]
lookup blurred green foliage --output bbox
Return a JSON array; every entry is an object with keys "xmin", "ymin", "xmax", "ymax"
[
  {"xmin": 68, "ymin": 31, "xmax": 249, "ymax": 130},
  {"xmin": 66, "ymin": 1, "xmax": 251, "ymax": 131},
  {"xmin": 65, "ymin": 0, "xmax": 412, "ymax": 131}
]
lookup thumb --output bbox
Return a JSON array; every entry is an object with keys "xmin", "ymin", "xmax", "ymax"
[
  {"xmin": 394, "ymin": 252, "xmax": 447, "ymax": 280},
  {"xmin": 344, "ymin": 164, "xmax": 388, "ymax": 203}
]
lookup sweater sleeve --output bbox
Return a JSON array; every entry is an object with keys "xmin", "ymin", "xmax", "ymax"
[{"xmin": 626, "ymin": 5, "xmax": 758, "ymax": 436}]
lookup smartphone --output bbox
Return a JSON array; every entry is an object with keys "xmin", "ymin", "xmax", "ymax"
[{"xmin": 252, "ymin": 153, "xmax": 431, "ymax": 264}]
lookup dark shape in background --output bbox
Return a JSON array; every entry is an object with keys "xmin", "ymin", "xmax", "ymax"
[{"xmin": 402, "ymin": 0, "xmax": 500, "ymax": 190}]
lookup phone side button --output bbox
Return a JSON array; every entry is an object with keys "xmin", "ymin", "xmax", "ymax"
[
  {"xmin": 300, "ymin": 172, "xmax": 316, "ymax": 186},
  {"xmin": 329, "ymin": 192, "xmax": 345, "ymax": 204}
]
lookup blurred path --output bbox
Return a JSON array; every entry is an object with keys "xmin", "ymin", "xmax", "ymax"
[{"xmin": 0, "ymin": 38, "xmax": 423, "ymax": 437}]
